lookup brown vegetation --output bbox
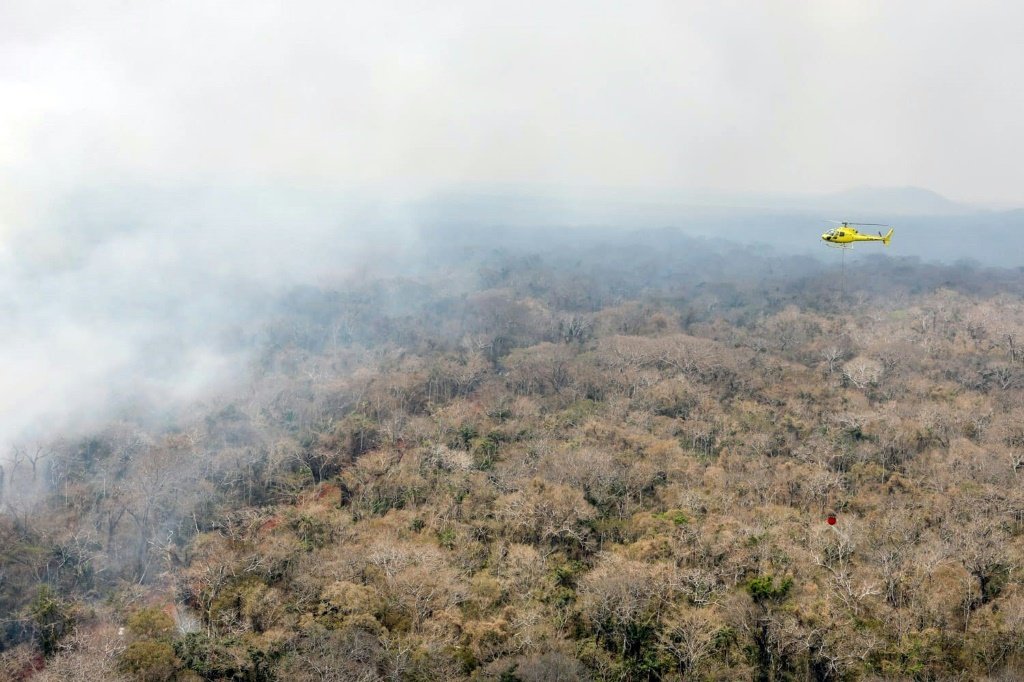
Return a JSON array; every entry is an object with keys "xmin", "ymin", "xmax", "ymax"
[{"xmin": 4, "ymin": 232, "xmax": 1024, "ymax": 680}]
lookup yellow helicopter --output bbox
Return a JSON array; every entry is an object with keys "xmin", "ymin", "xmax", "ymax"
[{"xmin": 821, "ymin": 221, "xmax": 893, "ymax": 248}]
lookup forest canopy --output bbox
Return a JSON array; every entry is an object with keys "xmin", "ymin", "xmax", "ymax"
[{"xmin": 3, "ymin": 225, "xmax": 1024, "ymax": 681}]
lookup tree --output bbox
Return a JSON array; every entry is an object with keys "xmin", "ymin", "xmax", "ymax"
[{"xmin": 577, "ymin": 553, "xmax": 673, "ymax": 673}]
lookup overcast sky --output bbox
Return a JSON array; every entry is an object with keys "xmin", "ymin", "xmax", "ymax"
[{"xmin": 2, "ymin": 0, "xmax": 1023, "ymax": 214}]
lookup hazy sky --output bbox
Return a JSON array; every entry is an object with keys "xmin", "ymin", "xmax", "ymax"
[
  {"xmin": 2, "ymin": 0, "xmax": 1023, "ymax": 211},
  {"xmin": 0, "ymin": 0, "xmax": 1022, "ymax": 450}
]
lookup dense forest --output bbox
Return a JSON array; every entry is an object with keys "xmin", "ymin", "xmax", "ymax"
[{"xmin": 3, "ymin": 226, "xmax": 1024, "ymax": 681}]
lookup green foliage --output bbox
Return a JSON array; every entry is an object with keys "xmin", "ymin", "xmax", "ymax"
[
  {"xmin": 488, "ymin": 403, "xmax": 514, "ymax": 422},
  {"xmin": 453, "ymin": 644, "xmax": 479, "ymax": 674},
  {"xmin": 746, "ymin": 575, "xmax": 793, "ymax": 604},
  {"xmin": 127, "ymin": 607, "xmax": 176, "ymax": 640},
  {"xmin": 978, "ymin": 563, "xmax": 1010, "ymax": 604},
  {"xmin": 340, "ymin": 413, "xmax": 380, "ymax": 457},
  {"xmin": 498, "ymin": 663, "xmax": 522, "ymax": 681},
  {"xmin": 655, "ymin": 509, "xmax": 690, "ymax": 526},
  {"xmin": 470, "ymin": 433, "xmax": 501, "ymax": 469},
  {"xmin": 119, "ymin": 639, "xmax": 179, "ymax": 681},
  {"xmin": 589, "ymin": 516, "xmax": 630, "ymax": 542},
  {"xmin": 175, "ymin": 632, "xmax": 275, "ymax": 682},
  {"xmin": 552, "ymin": 561, "xmax": 585, "ymax": 589},
  {"xmin": 209, "ymin": 577, "xmax": 279, "ymax": 631},
  {"xmin": 290, "ymin": 513, "xmax": 333, "ymax": 550},
  {"xmin": 119, "ymin": 606, "xmax": 182, "ymax": 681},
  {"xmin": 437, "ymin": 526, "xmax": 457, "ymax": 549},
  {"xmin": 619, "ymin": 634, "xmax": 670, "ymax": 679},
  {"xmin": 560, "ymin": 399, "xmax": 598, "ymax": 428},
  {"xmin": 455, "ymin": 424, "xmax": 478, "ymax": 448},
  {"xmin": 27, "ymin": 585, "xmax": 74, "ymax": 657},
  {"xmin": 880, "ymin": 628, "xmax": 951, "ymax": 679}
]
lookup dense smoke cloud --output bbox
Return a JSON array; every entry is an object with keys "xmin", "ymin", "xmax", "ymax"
[
  {"xmin": 2, "ymin": 1, "xmax": 1023, "ymax": 204},
  {"xmin": 0, "ymin": 187, "xmax": 414, "ymax": 446},
  {"xmin": 2, "ymin": 0, "xmax": 1023, "ymax": 445}
]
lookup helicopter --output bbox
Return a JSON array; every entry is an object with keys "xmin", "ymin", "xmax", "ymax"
[{"xmin": 821, "ymin": 221, "xmax": 893, "ymax": 248}]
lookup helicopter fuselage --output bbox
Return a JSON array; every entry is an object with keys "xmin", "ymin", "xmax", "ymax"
[{"xmin": 821, "ymin": 224, "xmax": 893, "ymax": 247}]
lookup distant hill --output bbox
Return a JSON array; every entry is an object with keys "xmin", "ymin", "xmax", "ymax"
[
  {"xmin": 28, "ymin": 184, "xmax": 1024, "ymax": 271},
  {"xmin": 812, "ymin": 186, "xmax": 974, "ymax": 216},
  {"xmin": 412, "ymin": 185, "xmax": 981, "ymax": 225}
]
